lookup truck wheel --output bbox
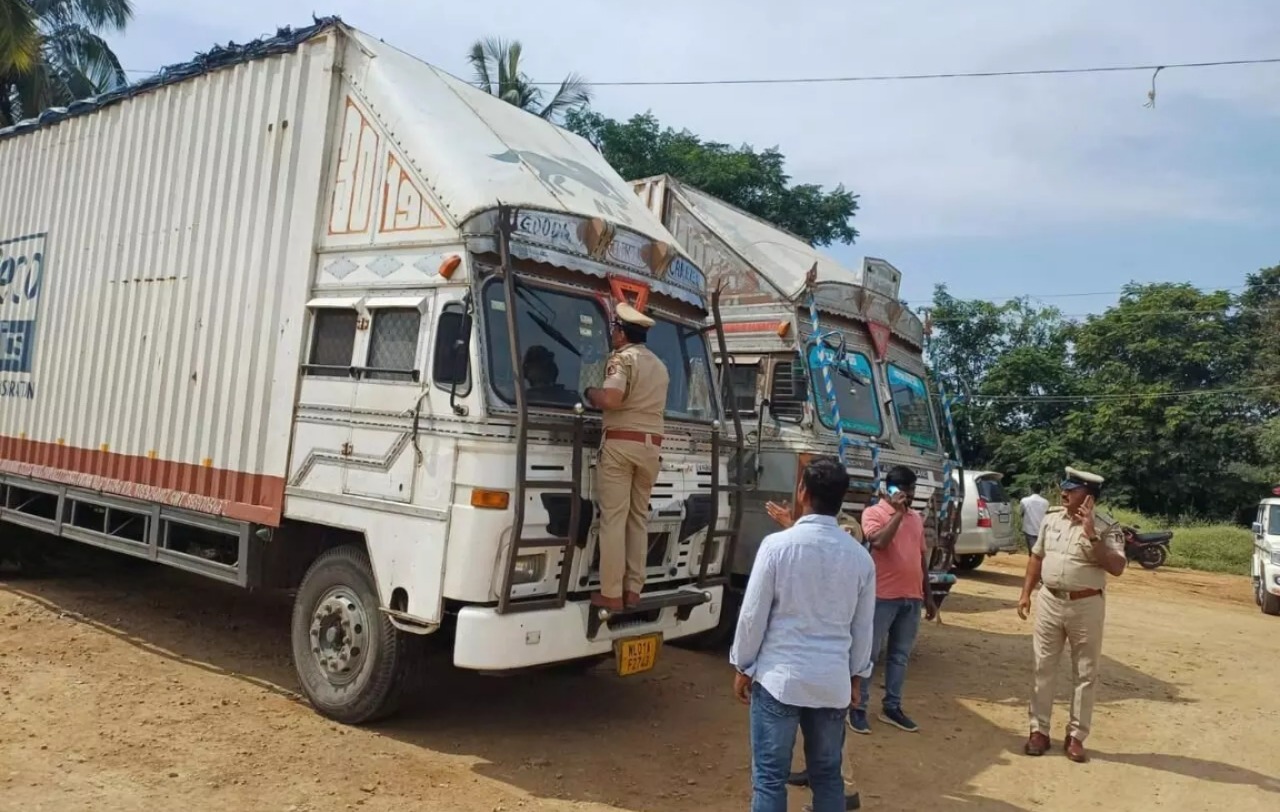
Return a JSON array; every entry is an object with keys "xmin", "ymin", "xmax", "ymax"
[
  {"xmin": 1263, "ymin": 588, "xmax": 1280, "ymax": 617},
  {"xmin": 954, "ymin": 554, "xmax": 985, "ymax": 572},
  {"xmin": 291, "ymin": 545, "xmax": 416, "ymax": 724},
  {"xmin": 1254, "ymin": 577, "xmax": 1264, "ymax": 607}
]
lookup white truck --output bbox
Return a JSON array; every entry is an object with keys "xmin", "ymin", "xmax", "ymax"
[
  {"xmin": 632, "ymin": 176, "xmax": 960, "ymax": 644},
  {"xmin": 0, "ymin": 19, "xmax": 740, "ymax": 723}
]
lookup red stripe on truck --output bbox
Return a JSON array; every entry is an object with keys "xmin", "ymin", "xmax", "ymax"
[{"xmin": 0, "ymin": 435, "xmax": 284, "ymax": 526}]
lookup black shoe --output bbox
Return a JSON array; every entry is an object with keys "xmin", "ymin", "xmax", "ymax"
[
  {"xmin": 787, "ymin": 771, "xmax": 809, "ymax": 787},
  {"xmin": 878, "ymin": 707, "xmax": 919, "ymax": 733}
]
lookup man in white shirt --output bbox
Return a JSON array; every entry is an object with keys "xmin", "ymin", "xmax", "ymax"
[
  {"xmin": 731, "ymin": 457, "xmax": 876, "ymax": 812},
  {"xmin": 1020, "ymin": 485, "xmax": 1050, "ymax": 554}
]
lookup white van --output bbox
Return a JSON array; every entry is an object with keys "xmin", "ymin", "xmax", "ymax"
[
  {"xmin": 953, "ymin": 470, "xmax": 1021, "ymax": 570},
  {"xmin": 1252, "ymin": 498, "xmax": 1280, "ymax": 615}
]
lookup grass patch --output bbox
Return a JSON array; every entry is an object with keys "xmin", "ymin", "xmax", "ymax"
[
  {"xmin": 1014, "ymin": 503, "xmax": 1255, "ymax": 576},
  {"xmin": 1100, "ymin": 506, "xmax": 1253, "ymax": 576}
]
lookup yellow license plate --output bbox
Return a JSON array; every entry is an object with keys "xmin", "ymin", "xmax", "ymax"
[{"xmin": 614, "ymin": 634, "xmax": 662, "ymax": 677}]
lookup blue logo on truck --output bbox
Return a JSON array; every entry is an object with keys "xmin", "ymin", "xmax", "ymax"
[{"xmin": 0, "ymin": 233, "xmax": 44, "ymax": 396}]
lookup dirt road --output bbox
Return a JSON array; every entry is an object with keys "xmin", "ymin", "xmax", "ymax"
[{"xmin": 2, "ymin": 553, "xmax": 1277, "ymax": 811}]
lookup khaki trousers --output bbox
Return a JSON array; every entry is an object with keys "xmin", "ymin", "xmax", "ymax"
[
  {"xmin": 596, "ymin": 438, "xmax": 661, "ymax": 599},
  {"xmin": 1029, "ymin": 587, "xmax": 1106, "ymax": 742}
]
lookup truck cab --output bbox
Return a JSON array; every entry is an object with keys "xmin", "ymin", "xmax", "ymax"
[{"xmin": 631, "ymin": 176, "xmax": 960, "ymax": 643}]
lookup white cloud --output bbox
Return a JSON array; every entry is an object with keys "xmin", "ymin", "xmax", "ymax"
[{"xmin": 113, "ymin": 0, "xmax": 1280, "ymax": 241}]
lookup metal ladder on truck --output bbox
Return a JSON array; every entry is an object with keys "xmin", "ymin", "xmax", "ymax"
[{"xmin": 491, "ymin": 206, "xmax": 744, "ymax": 640}]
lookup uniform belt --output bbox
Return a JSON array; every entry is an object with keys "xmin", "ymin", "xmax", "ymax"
[
  {"xmin": 1043, "ymin": 586, "xmax": 1103, "ymax": 601},
  {"xmin": 604, "ymin": 429, "xmax": 663, "ymax": 447}
]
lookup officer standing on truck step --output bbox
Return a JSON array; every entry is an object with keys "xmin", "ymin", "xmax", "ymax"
[
  {"xmin": 582, "ymin": 302, "xmax": 670, "ymax": 612},
  {"xmin": 1017, "ymin": 466, "xmax": 1127, "ymax": 764}
]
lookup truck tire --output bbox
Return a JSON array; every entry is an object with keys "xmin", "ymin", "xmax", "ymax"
[
  {"xmin": 1263, "ymin": 588, "xmax": 1280, "ymax": 617},
  {"xmin": 954, "ymin": 554, "xmax": 985, "ymax": 572},
  {"xmin": 291, "ymin": 545, "xmax": 417, "ymax": 724}
]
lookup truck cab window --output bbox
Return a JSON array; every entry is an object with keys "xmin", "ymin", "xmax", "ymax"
[
  {"xmin": 646, "ymin": 318, "xmax": 716, "ymax": 420},
  {"xmin": 768, "ymin": 357, "xmax": 807, "ymax": 422},
  {"xmin": 887, "ymin": 363, "xmax": 939, "ymax": 448},
  {"xmin": 806, "ymin": 343, "xmax": 881, "ymax": 436},
  {"xmin": 366, "ymin": 308, "xmax": 421, "ymax": 381},
  {"xmin": 432, "ymin": 302, "xmax": 472, "ymax": 392},
  {"xmin": 718, "ymin": 362, "xmax": 759, "ymax": 418},
  {"xmin": 483, "ymin": 280, "xmax": 608, "ymax": 409},
  {"xmin": 305, "ymin": 309, "xmax": 357, "ymax": 377}
]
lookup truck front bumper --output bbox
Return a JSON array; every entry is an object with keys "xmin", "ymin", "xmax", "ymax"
[{"xmin": 452, "ymin": 586, "xmax": 724, "ymax": 671}]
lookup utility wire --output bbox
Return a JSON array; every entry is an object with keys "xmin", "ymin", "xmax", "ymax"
[
  {"xmin": 903, "ymin": 280, "xmax": 1280, "ymax": 306},
  {"xmin": 517, "ymin": 56, "xmax": 1280, "ymax": 87},
  {"xmin": 121, "ymin": 55, "xmax": 1280, "ymax": 84},
  {"xmin": 966, "ymin": 385, "xmax": 1280, "ymax": 404}
]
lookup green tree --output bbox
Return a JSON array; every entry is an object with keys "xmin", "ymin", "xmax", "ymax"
[
  {"xmin": 1069, "ymin": 283, "xmax": 1253, "ymax": 518},
  {"xmin": 926, "ymin": 285, "xmax": 1074, "ymax": 481},
  {"xmin": 467, "ymin": 37, "xmax": 591, "ymax": 122},
  {"xmin": 0, "ymin": 0, "xmax": 133, "ymax": 127},
  {"xmin": 0, "ymin": 0, "xmax": 39, "ymax": 74},
  {"xmin": 563, "ymin": 109, "xmax": 859, "ymax": 246}
]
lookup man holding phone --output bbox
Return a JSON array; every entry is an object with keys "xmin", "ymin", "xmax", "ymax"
[
  {"xmin": 852, "ymin": 465, "xmax": 938, "ymax": 735},
  {"xmin": 1017, "ymin": 467, "xmax": 1126, "ymax": 764}
]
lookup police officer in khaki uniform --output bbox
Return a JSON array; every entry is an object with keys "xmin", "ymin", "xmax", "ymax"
[
  {"xmin": 1017, "ymin": 467, "xmax": 1127, "ymax": 763},
  {"xmin": 582, "ymin": 302, "xmax": 669, "ymax": 612}
]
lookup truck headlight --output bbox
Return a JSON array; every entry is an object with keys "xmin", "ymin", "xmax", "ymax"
[
  {"xmin": 1271, "ymin": 550, "xmax": 1280, "ymax": 566},
  {"xmin": 512, "ymin": 554, "xmax": 547, "ymax": 585}
]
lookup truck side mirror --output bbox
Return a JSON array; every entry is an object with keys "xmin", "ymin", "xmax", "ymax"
[{"xmin": 1253, "ymin": 522, "xmax": 1263, "ymax": 536}]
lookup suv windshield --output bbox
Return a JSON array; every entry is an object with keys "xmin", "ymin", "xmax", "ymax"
[
  {"xmin": 887, "ymin": 364, "xmax": 939, "ymax": 448},
  {"xmin": 482, "ymin": 280, "xmax": 714, "ymax": 420},
  {"xmin": 1269, "ymin": 505, "xmax": 1280, "ymax": 536},
  {"xmin": 805, "ymin": 342, "xmax": 881, "ymax": 436}
]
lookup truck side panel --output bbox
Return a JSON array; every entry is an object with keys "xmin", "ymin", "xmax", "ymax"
[{"xmin": 0, "ymin": 36, "xmax": 339, "ymax": 526}]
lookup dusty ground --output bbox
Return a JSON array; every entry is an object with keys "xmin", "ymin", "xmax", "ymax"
[{"xmin": 1, "ymin": 550, "xmax": 1277, "ymax": 812}]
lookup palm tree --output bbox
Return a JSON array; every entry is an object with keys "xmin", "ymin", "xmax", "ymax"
[
  {"xmin": 1, "ymin": 0, "xmax": 133, "ymax": 128},
  {"xmin": 467, "ymin": 37, "xmax": 591, "ymax": 122},
  {"xmin": 0, "ymin": 0, "xmax": 40, "ymax": 75}
]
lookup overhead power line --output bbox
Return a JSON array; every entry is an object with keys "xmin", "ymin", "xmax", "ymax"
[
  {"xmin": 520, "ymin": 56, "xmax": 1280, "ymax": 88},
  {"xmin": 969, "ymin": 385, "xmax": 1280, "ymax": 404},
  {"xmin": 121, "ymin": 55, "xmax": 1280, "ymax": 85}
]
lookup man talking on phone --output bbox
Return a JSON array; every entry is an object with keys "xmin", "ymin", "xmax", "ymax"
[
  {"xmin": 1017, "ymin": 467, "xmax": 1126, "ymax": 764},
  {"xmin": 852, "ymin": 465, "xmax": 938, "ymax": 735}
]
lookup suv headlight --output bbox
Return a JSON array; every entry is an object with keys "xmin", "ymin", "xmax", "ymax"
[
  {"xmin": 512, "ymin": 554, "xmax": 547, "ymax": 585},
  {"xmin": 1270, "ymin": 550, "xmax": 1280, "ymax": 567}
]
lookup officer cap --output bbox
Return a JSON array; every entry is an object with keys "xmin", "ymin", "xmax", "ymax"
[
  {"xmin": 613, "ymin": 302, "xmax": 655, "ymax": 329},
  {"xmin": 1061, "ymin": 467, "xmax": 1104, "ymax": 492}
]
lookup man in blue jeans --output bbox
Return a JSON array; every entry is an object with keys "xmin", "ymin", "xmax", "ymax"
[
  {"xmin": 731, "ymin": 457, "xmax": 877, "ymax": 812},
  {"xmin": 853, "ymin": 465, "xmax": 939, "ymax": 734}
]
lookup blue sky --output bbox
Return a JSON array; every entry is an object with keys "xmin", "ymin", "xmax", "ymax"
[{"xmin": 108, "ymin": 0, "xmax": 1280, "ymax": 313}]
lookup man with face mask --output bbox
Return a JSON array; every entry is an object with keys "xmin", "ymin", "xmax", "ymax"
[{"xmin": 1017, "ymin": 466, "xmax": 1127, "ymax": 764}]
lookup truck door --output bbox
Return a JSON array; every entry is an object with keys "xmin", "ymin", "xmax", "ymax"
[{"xmin": 342, "ymin": 295, "xmax": 431, "ymax": 504}]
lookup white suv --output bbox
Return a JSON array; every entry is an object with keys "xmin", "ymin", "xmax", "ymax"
[
  {"xmin": 1252, "ymin": 498, "xmax": 1280, "ymax": 616},
  {"xmin": 952, "ymin": 470, "xmax": 1021, "ymax": 571}
]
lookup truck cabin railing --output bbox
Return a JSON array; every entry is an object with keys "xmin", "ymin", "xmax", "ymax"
[{"xmin": 492, "ymin": 206, "xmax": 744, "ymax": 619}]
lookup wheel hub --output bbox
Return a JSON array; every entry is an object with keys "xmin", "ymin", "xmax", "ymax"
[{"xmin": 308, "ymin": 587, "xmax": 370, "ymax": 686}]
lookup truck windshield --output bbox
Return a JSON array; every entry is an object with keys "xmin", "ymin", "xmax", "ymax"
[
  {"xmin": 805, "ymin": 343, "xmax": 881, "ymax": 436},
  {"xmin": 1269, "ymin": 506, "xmax": 1280, "ymax": 536},
  {"xmin": 887, "ymin": 363, "xmax": 939, "ymax": 449},
  {"xmin": 482, "ymin": 280, "xmax": 714, "ymax": 420}
]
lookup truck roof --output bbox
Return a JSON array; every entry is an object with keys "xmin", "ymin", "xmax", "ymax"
[
  {"xmin": 632, "ymin": 174, "xmax": 925, "ymax": 347},
  {"xmin": 1, "ymin": 18, "xmax": 683, "ymax": 262}
]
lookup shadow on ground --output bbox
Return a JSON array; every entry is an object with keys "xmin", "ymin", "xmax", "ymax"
[{"xmin": 0, "ymin": 546, "xmax": 1207, "ymax": 812}]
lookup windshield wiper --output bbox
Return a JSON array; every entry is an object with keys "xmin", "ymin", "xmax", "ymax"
[{"xmin": 515, "ymin": 286, "xmax": 582, "ymax": 358}]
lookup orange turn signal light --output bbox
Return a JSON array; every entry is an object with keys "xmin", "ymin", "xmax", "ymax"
[
  {"xmin": 439, "ymin": 255, "xmax": 462, "ymax": 280},
  {"xmin": 471, "ymin": 489, "xmax": 511, "ymax": 510},
  {"xmin": 776, "ymin": 321, "xmax": 791, "ymax": 337}
]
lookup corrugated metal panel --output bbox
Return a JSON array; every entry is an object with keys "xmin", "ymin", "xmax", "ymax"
[{"xmin": 0, "ymin": 33, "xmax": 339, "ymax": 525}]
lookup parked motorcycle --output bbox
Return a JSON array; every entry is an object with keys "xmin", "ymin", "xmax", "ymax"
[{"xmin": 1120, "ymin": 525, "xmax": 1174, "ymax": 570}]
